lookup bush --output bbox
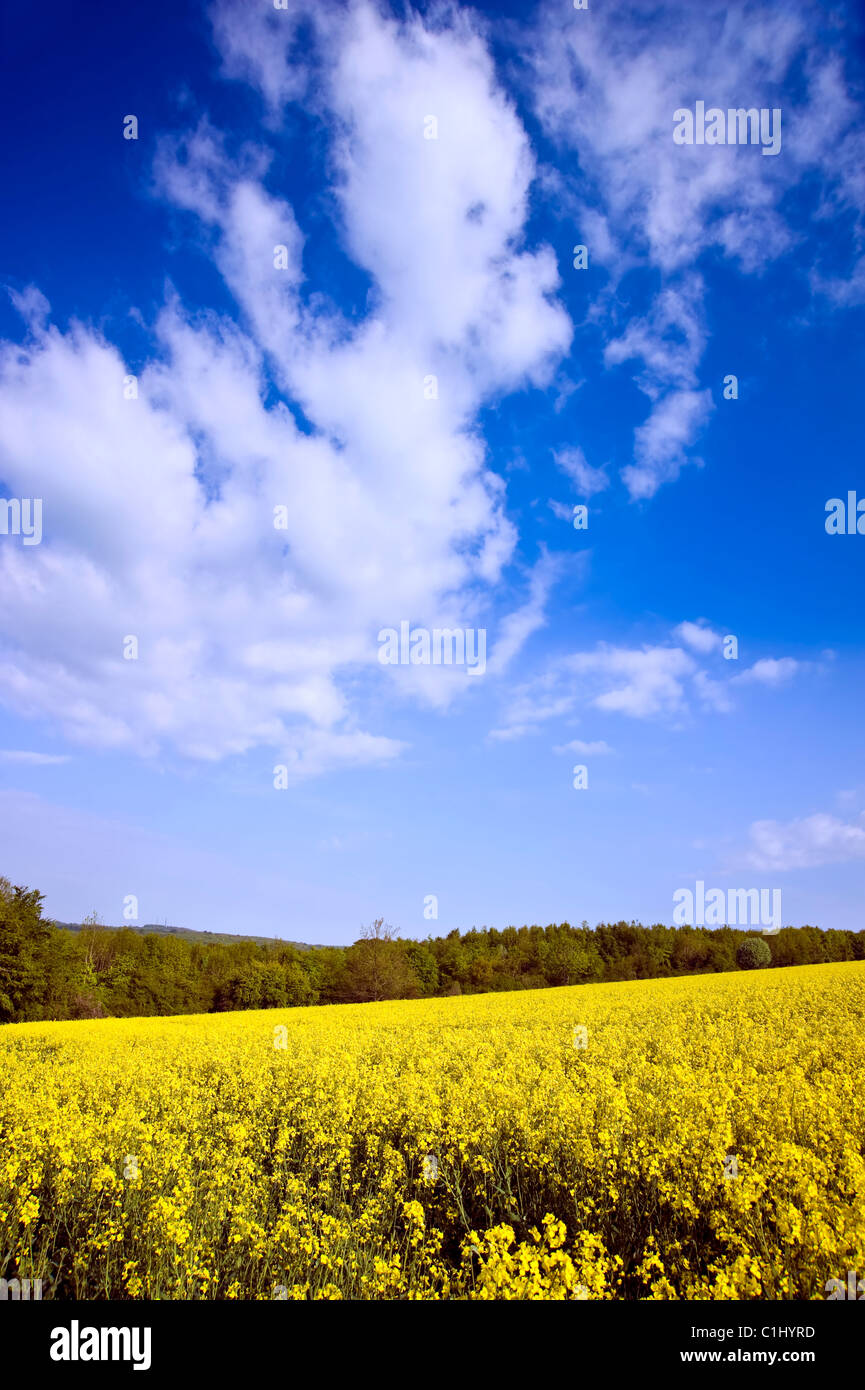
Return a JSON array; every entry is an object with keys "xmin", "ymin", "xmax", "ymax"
[{"xmin": 736, "ymin": 936, "xmax": 772, "ymax": 970}]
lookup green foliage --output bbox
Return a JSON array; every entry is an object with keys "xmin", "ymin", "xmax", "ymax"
[
  {"xmin": 736, "ymin": 936, "xmax": 773, "ymax": 970},
  {"xmin": 0, "ymin": 877, "xmax": 55, "ymax": 1022},
  {"xmin": 340, "ymin": 919, "xmax": 421, "ymax": 1002},
  {"xmin": 0, "ymin": 874, "xmax": 860, "ymax": 1023},
  {"xmin": 404, "ymin": 941, "xmax": 439, "ymax": 996}
]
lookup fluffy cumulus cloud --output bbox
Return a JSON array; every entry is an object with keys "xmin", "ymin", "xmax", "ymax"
[
  {"xmin": 743, "ymin": 810, "xmax": 865, "ymax": 871},
  {"xmin": 527, "ymin": 0, "xmax": 865, "ymax": 497},
  {"xmin": 733, "ymin": 657, "xmax": 800, "ymax": 685},
  {"xmin": 674, "ymin": 620, "xmax": 722, "ymax": 655},
  {"xmin": 0, "ymin": 0, "xmax": 572, "ymax": 771},
  {"xmin": 0, "ymin": 0, "xmax": 858, "ymax": 779},
  {"xmin": 563, "ymin": 643, "xmax": 699, "ymax": 719}
]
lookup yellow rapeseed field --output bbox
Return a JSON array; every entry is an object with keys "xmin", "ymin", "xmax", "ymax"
[{"xmin": 1, "ymin": 962, "xmax": 863, "ymax": 1300}]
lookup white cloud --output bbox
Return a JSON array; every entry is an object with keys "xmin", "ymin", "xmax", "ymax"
[
  {"xmin": 553, "ymin": 446, "xmax": 609, "ymax": 497},
  {"xmin": 0, "ymin": 0, "xmax": 573, "ymax": 772},
  {"xmin": 486, "ymin": 551, "xmax": 563, "ymax": 677},
  {"xmin": 489, "ymin": 615, "xmax": 804, "ymax": 740},
  {"xmin": 527, "ymin": 0, "xmax": 865, "ymax": 498},
  {"xmin": 487, "ymin": 724, "xmax": 533, "ymax": 743},
  {"xmin": 692, "ymin": 669, "xmax": 733, "ymax": 714},
  {"xmin": 733, "ymin": 657, "xmax": 799, "ymax": 686},
  {"xmin": 674, "ymin": 620, "xmax": 721, "ymax": 654},
  {"xmin": 553, "ymin": 739, "xmax": 613, "ymax": 755},
  {"xmin": 274, "ymin": 728, "xmax": 407, "ymax": 781},
  {"xmin": 491, "ymin": 638, "xmax": 698, "ymax": 738},
  {"xmin": 743, "ymin": 811, "xmax": 865, "ymax": 871},
  {"xmin": 488, "ymin": 669, "xmax": 578, "ymax": 741},
  {"xmin": 623, "ymin": 387, "xmax": 713, "ymax": 499},
  {"xmin": 0, "ymin": 750, "xmax": 70, "ymax": 766},
  {"xmin": 564, "ymin": 643, "xmax": 697, "ymax": 719},
  {"xmin": 603, "ymin": 276, "xmax": 706, "ymax": 396}
]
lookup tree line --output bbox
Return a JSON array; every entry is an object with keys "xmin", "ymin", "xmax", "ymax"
[{"xmin": 1, "ymin": 874, "xmax": 862, "ymax": 1024}]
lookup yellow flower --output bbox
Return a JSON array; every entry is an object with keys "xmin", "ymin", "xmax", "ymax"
[{"xmin": 0, "ymin": 961, "xmax": 861, "ymax": 1300}]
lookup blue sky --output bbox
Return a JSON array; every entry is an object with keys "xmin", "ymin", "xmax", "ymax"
[{"xmin": 1, "ymin": 0, "xmax": 864, "ymax": 941}]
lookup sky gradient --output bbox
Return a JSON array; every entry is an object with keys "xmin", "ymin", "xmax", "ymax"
[{"xmin": 1, "ymin": 0, "xmax": 864, "ymax": 941}]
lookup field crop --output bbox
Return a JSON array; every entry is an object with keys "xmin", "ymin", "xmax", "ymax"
[{"xmin": 1, "ymin": 962, "xmax": 863, "ymax": 1300}]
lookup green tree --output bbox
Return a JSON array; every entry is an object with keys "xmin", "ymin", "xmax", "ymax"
[
  {"xmin": 342, "ymin": 919, "xmax": 421, "ymax": 1002},
  {"xmin": 538, "ymin": 928, "xmax": 594, "ymax": 986},
  {"xmin": 736, "ymin": 936, "xmax": 772, "ymax": 970},
  {"xmin": 0, "ymin": 878, "xmax": 53, "ymax": 1021},
  {"xmin": 405, "ymin": 941, "xmax": 439, "ymax": 996}
]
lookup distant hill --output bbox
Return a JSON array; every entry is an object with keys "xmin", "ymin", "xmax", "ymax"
[{"xmin": 51, "ymin": 920, "xmax": 324, "ymax": 951}]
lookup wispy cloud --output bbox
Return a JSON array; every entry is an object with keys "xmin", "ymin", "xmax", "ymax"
[
  {"xmin": 527, "ymin": 0, "xmax": 865, "ymax": 497},
  {"xmin": 0, "ymin": 750, "xmax": 70, "ymax": 766},
  {"xmin": 489, "ymin": 618, "xmax": 804, "ymax": 740},
  {"xmin": 486, "ymin": 551, "xmax": 565, "ymax": 677},
  {"xmin": 553, "ymin": 739, "xmax": 613, "ymax": 755},
  {"xmin": 553, "ymin": 446, "xmax": 609, "ymax": 498}
]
